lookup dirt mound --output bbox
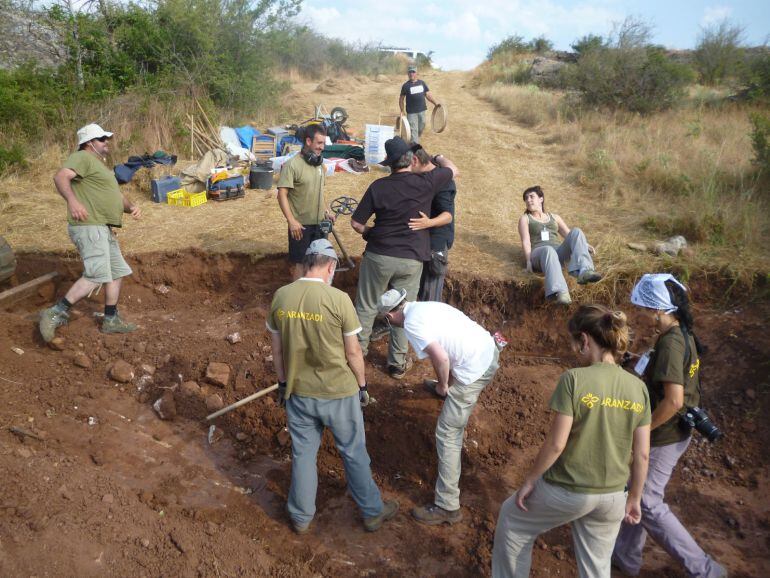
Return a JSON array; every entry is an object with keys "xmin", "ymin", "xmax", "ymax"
[{"xmin": 1, "ymin": 252, "xmax": 769, "ymax": 576}]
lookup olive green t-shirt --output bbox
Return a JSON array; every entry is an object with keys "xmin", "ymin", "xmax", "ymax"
[
  {"xmin": 276, "ymin": 154, "xmax": 326, "ymax": 225},
  {"xmin": 266, "ymin": 278, "xmax": 361, "ymax": 399},
  {"xmin": 63, "ymin": 151, "xmax": 124, "ymax": 227},
  {"xmin": 527, "ymin": 213, "xmax": 560, "ymax": 250},
  {"xmin": 646, "ymin": 328, "xmax": 701, "ymax": 447},
  {"xmin": 544, "ymin": 363, "xmax": 651, "ymax": 494}
]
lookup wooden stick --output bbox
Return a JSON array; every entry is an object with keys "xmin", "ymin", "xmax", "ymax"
[
  {"xmin": 190, "ymin": 114, "xmax": 194, "ymax": 159},
  {"xmin": 206, "ymin": 384, "xmax": 279, "ymax": 420},
  {"xmin": 196, "ymin": 100, "xmax": 222, "ymax": 145},
  {"xmin": 0, "ymin": 271, "xmax": 58, "ymax": 307}
]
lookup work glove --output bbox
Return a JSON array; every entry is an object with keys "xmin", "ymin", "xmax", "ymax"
[
  {"xmin": 278, "ymin": 381, "xmax": 287, "ymax": 408},
  {"xmin": 359, "ymin": 384, "xmax": 371, "ymax": 407}
]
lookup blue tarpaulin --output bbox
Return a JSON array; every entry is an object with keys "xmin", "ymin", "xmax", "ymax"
[{"xmin": 234, "ymin": 126, "xmax": 260, "ymax": 149}]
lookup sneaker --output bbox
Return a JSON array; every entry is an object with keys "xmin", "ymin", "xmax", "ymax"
[
  {"xmin": 577, "ymin": 269, "xmax": 603, "ymax": 285},
  {"xmin": 388, "ymin": 357, "xmax": 413, "ymax": 380},
  {"xmin": 363, "ymin": 499, "xmax": 399, "ymax": 532},
  {"xmin": 101, "ymin": 314, "xmax": 138, "ymax": 334},
  {"xmin": 291, "ymin": 519, "xmax": 311, "ymax": 535},
  {"xmin": 411, "ymin": 503, "xmax": 463, "ymax": 526},
  {"xmin": 548, "ymin": 291, "xmax": 572, "ymax": 306},
  {"xmin": 39, "ymin": 306, "xmax": 70, "ymax": 342},
  {"xmin": 370, "ymin": 322, "xmax": 390, "ymax": 342}
]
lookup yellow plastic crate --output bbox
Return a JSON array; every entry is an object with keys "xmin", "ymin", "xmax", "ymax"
[
  {"xmin": 182, "ymin": 191, "xmax": 207, "ymax": 207},
  {"xmin": 166, "ymin": 189, "xmax": 185, "ymax": 206},
  {"xmin": 166, "ymin": 189, "xmax": 207, "ymax": 208}
]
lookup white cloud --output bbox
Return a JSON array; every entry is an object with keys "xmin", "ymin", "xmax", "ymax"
[{"xmin": 700, "ymin": 5, "xmax": 732, "ymax": 28}]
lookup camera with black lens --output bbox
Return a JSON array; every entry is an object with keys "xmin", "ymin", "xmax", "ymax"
[
  {"xmin": 319, "ymin": 219, "xmax": 333, "ymax": 235},
  {"xmin": 679, "ymin": 406, "xmax": 723, "ymax": 442}
]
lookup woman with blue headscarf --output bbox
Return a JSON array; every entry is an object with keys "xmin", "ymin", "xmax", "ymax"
[{"xmin": 612, "ymin": 274, "xmax": 726, "ymax": 578}]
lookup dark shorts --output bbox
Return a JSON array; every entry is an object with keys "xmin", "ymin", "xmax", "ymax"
[{"xmin": 288, "ymin": 225, "xmax": 327, "ymax": 263}]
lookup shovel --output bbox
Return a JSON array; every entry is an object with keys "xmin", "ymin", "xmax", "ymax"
[{"xmin": 206, "ymin": 383, "xmax": 278, "ymax": 420}]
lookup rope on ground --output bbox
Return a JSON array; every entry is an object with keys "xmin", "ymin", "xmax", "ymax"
[{"xmin": 431, "ymin": 104, "xmax": 447, "ymax": 133}]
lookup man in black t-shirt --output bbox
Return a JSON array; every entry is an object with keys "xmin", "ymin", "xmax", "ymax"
[
  {"xmin": 351, "ymin": 137, "xmax": 458, "ymax": 379},
  {"xmin": 399, "ymin": 66, "xmax": 440, "ymax": 144},
  {"xmin": 408, "ymin": 145, "xmax": 456, "ymax": 302}
]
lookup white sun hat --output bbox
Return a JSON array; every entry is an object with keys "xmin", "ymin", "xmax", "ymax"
[
  {"xmin": 378, "ymin": 288, "xmax": 408, "ymax": 315},
  {"xmin": 77, "ymin": 123, "xmax": 113, "ymax": 146}
]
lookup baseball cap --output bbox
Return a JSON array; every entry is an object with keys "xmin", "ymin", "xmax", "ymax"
[
  {"xmin": 77, "ymin": 123, "xmax": 113, "ymax": 146},
  {"xmin": 305, "ymin": 239, "xmax": 338, "ymax": 260},
  {"xmin": 408, "ymin": 66, "xmax": 417, "ymax": 73},
  {"xmin": 378, "ymin": 288, "xmax": 408, "ymax": 315},
  {"xmin": 380, "ymin": 136, "xmax": 411, "ymax": 167}
]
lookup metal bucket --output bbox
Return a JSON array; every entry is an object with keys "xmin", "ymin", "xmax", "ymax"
[{"xmin": 249, "ymin": 163, "xmax": 274, "ymax": 190}]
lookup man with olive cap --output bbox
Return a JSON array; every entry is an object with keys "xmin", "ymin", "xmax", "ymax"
[
  {"xmin": 39, "ymin": 123, "xmax": 141, "ymax": 342},
  {"xmin": 266, "ymin": 239, "xmax": 398, "ymax": 534},
  {"xmin": 378, "ymin": 288, "xmax": 500, "ymax": 525},
  {"xmin": 351, "ymin": 137, "xmax": 458, "ymax": 379}
]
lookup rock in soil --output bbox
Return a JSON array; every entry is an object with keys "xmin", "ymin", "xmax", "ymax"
[
  {"xmin": 109, "ymin": 360, "xmax": 135, "ymax": 383},
  {"xmin": 140, "ymin": 363, "xmax": 156, "ymax": 376},
  {"xmin": 49, "ymin": 337, "xmax": 66, "ymax": 351},
  {"xmin": 153, "ymin": 392, "xmax": 177, "ymax": 421},
  {"xmin": 205, "ymin": 394, "xmax": 224, "ymax": 412},
  {"xmin": 73, "ymin": 352, "xmax": 92, "ymax": 369},
  {"xmin": 226, "ymin": 332, "xmax": 242, "ymax": 344},
  {"xmin": 180, "ymin": 381, "xmax": 202, "ymax": 397},
  {"xmin": 205, "ymin": 362, "xmax": 231, "ymax": 388}
]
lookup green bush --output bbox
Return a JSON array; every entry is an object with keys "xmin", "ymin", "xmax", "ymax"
[
  {"xmin": 694, "ymin": 19, "xmax": 745, "ymax": 85},
  {"xmin": 749, "ymin": 112, "xmax": 770, "ymax": 172},
  {"xmin": 564, "ymin": 20, "xmax": 694, "ymax": 113},
  {"xmin": 571, "ymin": 34, "xmax": 606, "ymax": 56},
  {"xmin": 744, "ymin": 51, "xmax": 770, "ymax": 102},
  {"xmin": 0, "ymin": 143, "xmax": 27, "ymax": 176}
]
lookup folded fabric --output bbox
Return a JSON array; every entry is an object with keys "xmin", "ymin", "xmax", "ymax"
[{"xmin": 114, "ymin": 152, "xmax": 177, "ymax": 184}]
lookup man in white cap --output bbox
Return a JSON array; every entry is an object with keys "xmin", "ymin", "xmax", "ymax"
[
  {"xmin": 378, "ymin": 288, "xmax": 500, "ymax": 525},
  {"xmin": 266, "ymin": 239, "xmax": 398, "ymax": 534},
  {"xmin": 39, "ymin": 123, "xmax": 141, "ymax": 342},
  {"xmin": 399, "ymin": 66, "xmax": 440, "ymax": 144}
]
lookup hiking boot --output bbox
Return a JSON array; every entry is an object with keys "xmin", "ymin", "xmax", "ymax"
[
  {"xmin": 101, "ymin": 314, "xmax": 137, "ymax": 334},
  {"xmin": 388, "ymin": 357, "xmax": 413, "ymax": 380},
  {"xmin": 411, "ymin": 503, "xmax": 463, "ymax": 526},
  {"xmin": 39, "ymin": 306, "xmax": 70, "ymax": 342},
  {"xmin": 363, "ymin": 499, "xmax": 399, "ymax": 532},
  {"xmin": 577, "ymin": 269, "xmax": 603, "ymax": 285},
  {"xmin": 548, "ymin": 291, "xmax": 572, "ymax": 306},
  {"xmin": 370, "ymin": 322, "xmax": 390, "ymax": 342},
  {"xmin": 291, "ymin": 519, "xmax": 311, "ymax": 535}
]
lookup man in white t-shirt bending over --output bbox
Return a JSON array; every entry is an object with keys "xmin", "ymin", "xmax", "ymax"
[{"xmin": 378, "ymin": 288, "xmax": 500, "ymax": 526}]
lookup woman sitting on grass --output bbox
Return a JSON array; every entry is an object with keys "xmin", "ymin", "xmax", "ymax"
[
  {"xmin": 517, "ymin": 185, "xmax": 602, "ymax": 306},
  {"xmin": 492, "ymin": 304, "xmax": 651, "ymax": 578}
]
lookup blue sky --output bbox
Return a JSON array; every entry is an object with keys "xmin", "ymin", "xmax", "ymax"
[{"xmin": 296, "ymin": 1, "xmax": 769, "ymax": 70}]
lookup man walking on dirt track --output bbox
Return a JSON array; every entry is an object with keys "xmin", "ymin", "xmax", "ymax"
[
  {"xmin": 39, "ymin": 123, "xmax": 141, "ymax": 343},
  {"xmin": 276, "ymin": 123, "xmax": 336, "ymax": 280},
  {"xmin": 399, "ymin": 66, "xmax": 440, "ymax": 144},
  {"xmin": 266, "ymin": 239, "xmax": 399, "ymax": 534},
  {"xmin": 378, "ymin": 289, "xmax": 500, "ymax": 525},
  {"xmin": 350, "ymin": 137, "xmax": 458, "ymax": 379}
]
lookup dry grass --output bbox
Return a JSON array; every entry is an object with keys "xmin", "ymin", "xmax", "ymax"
[
  {"xmin": 1, "ymin": 69, "xmax": 767, "ymax": 302},
  {"xmin": 477, "ymin": 82, "xmax": 770, "ymax": 289}
]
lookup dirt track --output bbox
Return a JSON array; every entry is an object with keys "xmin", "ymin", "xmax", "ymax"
[{"xmin": 1, "ymin": 252, "xmax": 769, "ymax": 577}]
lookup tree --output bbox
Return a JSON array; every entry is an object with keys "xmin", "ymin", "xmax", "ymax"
[
  {"xmin": 571, "ymin": 34, "xmax": 605, "ymax": 56},
  {"xmin": 694, "ymin": 19, "xmax": 745, "ymax": 85}
]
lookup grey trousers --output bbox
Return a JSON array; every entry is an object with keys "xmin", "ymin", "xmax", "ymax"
[
  {"xmin": 355, "ymin": 251, "xmax": 422, "ymax": 367},
  {"xmin": 407, "ymin": 111, "xmax": 427, "ymax": 143},
  {"xmin": 286, "ymin": 393, "xmax": 383, "ymax": 525},
  {"xmin": 492, "ymin": 478, "xmax": 627, "ymax": 578},
  {"xmin": 418, "ymin": 248, "xmax": 449, "ymax": 302},
  {"xmin": 530, "ymin": 227, "xmax": 594, "ymax": 298},
  {"xmin": 613, "ymin": 437, "xmax": 726, "ymax": 578},
  {"xmin": 435, "ymin": 348, "xmax": 499, "ymax": 511}
]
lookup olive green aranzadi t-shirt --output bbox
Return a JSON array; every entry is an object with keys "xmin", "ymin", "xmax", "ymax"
[
  {"xmin": 276, "ymin": 154, "xmax": 326, "ymax": 226},
  {"xmin": 266, "ymin": 278, "xmax": 361, "ymax": 399},
  {"xmin": 646, "ymin": 327, "xmax": 701, "ymax": 447},
  {"xmin": 544, "ymin": 363, "xmax": 651, "ymax": 494},
  {"xmin": 64, "ymin": 151, "xmax": 124, "ymax": 227}
]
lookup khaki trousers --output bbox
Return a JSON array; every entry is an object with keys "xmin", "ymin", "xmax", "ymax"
[{"xmin": 493, "ymin": 478, "xmax": 627, "ymax": 578}]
